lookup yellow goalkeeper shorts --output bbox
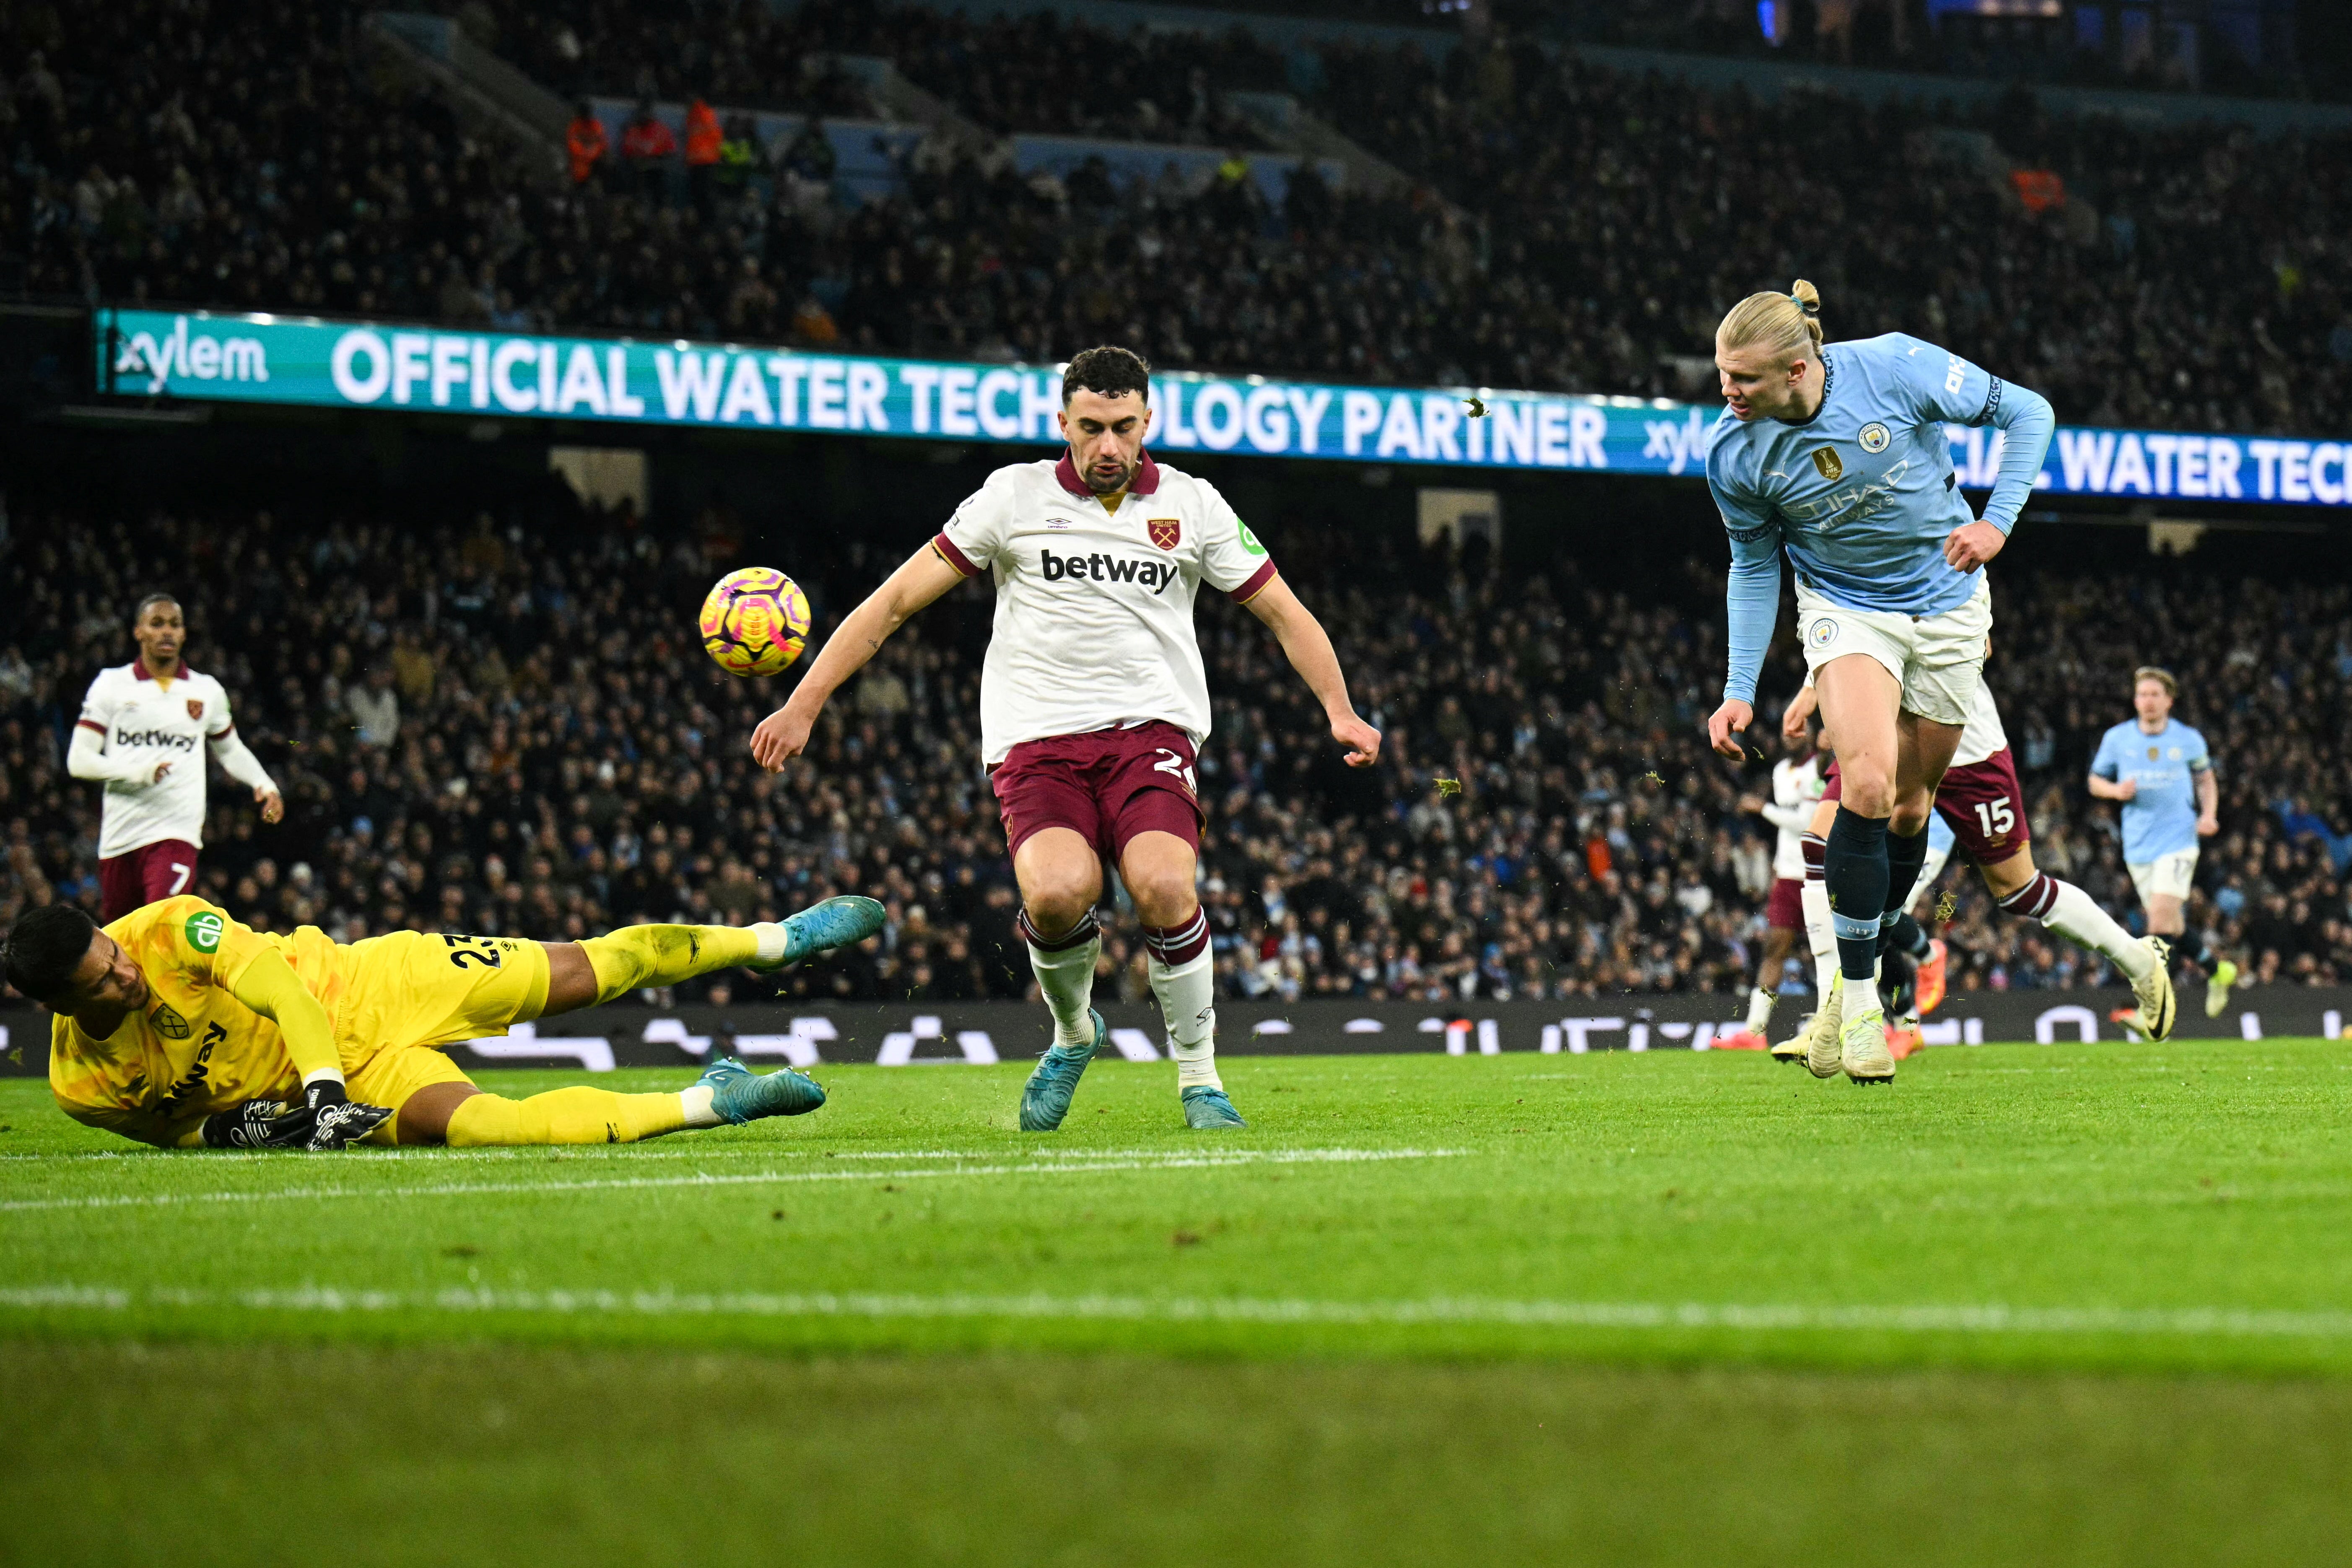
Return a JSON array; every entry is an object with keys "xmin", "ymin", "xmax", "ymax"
[{"xmin": 333, "ymin": 932, "xmax": 552, "ymax": 1140}]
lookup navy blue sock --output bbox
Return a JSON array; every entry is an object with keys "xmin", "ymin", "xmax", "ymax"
[
  {"xmin": 2170, "ymin": 928, "xmax": 2215, "ymax": 972},
  {"xmin": 1824, "ymin": 807, "xmax": 1890, "ymax": 984},
  {"xmin": 1880, "ymin": 910, "xmax": 1932, "ymax": 960},
  {"xmin": 1883, "ymin": 826, "xmax": 1930, "ymax": 926}
]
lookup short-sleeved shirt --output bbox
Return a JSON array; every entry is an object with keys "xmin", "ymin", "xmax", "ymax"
[
  {"xmin": 932, "ymin": 452, "xmax": 1278, "ymax": 765},
  {"xmin": 76, "ymin": 661, "xmax": 237, "ymax": 857},
  {"xmin": 49, "ymin": 896, "xmax": 361, "ymax": 1147},
  {"xmin": 2091, "ymin": 718, "xmax": 2210, "ymax": 862},
  {"xmin": 1707, "ymin": 333, "xmax": 2015, "ymax": 618}
]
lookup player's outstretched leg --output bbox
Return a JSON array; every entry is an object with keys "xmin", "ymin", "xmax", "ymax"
[
  {"xmin": 695, "ymin": 1056, "xmax": 828, "ymax": 1122},
  {"xmin": 442, "ymin": 1058, "xmax": 826, "ymax": 1147},
  {"xmin": 1993, "ymin": 862, "xmax": 2175, "ymax": 1041},
  {"xmin": 442, "ymin": 1062, "xmax": 828, "ymax": 1147},
  {"xmin": 569, "ymin": 898, "xmax": 885, "ymax": 1005}
]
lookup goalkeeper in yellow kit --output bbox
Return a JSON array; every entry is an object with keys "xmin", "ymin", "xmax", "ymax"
[{"xmin": 2, "ymin": 893, "xmax": 884, "ymax": 1150}]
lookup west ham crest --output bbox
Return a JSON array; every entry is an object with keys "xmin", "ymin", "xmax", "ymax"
[
  {"xmin": 1147, "ymin": 518, "xmax": 1181, "ymax": 551},
  {"xmin": 187, "ymin": 698, "xmax": 205, "ymax": 721}
]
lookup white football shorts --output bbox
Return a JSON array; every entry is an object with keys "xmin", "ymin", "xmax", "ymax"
[
  {"xmin": 1795, "ymin": 574, "xmax": 1991, "ymax": 729},
  {"xmin": 2127, "ymin": 847, "xmax": 2199, "ymax": 905}
]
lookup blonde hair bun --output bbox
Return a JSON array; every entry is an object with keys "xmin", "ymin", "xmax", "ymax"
[{"xmin": 1718, "ymin": 281, "xmax": 1825, "ymax": 363}]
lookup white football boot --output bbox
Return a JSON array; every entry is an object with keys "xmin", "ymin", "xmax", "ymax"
[
  {"xmin": 1841, "ymin": 1001, "xmax": 1896, "ymax": 1085},
  {"xmin": 2128, "ymin": 937, "xmax": 2176, "ymax": 1041},
  {"xmin": 1805, "ymin": 975, "xmax": 1847, "ymax": 1079}
]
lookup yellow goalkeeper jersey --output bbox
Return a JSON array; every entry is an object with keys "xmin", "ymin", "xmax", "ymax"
[{"xmin": 49, "ymin": 896, "xmax": 363, "ymax": 1147}]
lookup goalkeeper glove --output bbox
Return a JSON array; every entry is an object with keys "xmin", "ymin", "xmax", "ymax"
[
  {"xmin": 199, "ymin": 1085, "xmax": 392, "ymax": 1150},
  {"xmin": 301, "ymin": 1080, "xmax": 394, "ymax": 1151},
  {"xmin": 199, "ymin": 1099, "xmax": 315, "ymax": 1149}
]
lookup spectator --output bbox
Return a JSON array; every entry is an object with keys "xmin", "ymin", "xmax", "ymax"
[
  {"xmin": 346, "ymin": 666, "xmax": 400, "ymax": 749},
  {"xmin": 683, "ymin": 92, "xmax": 722, "ymax": 211},
  {"xmin": 712, "ymin": 113, "xmax": 768, "ymax": 207},
  {"xmin": 565, "ymin": 99, "xmax": 607, "ymax": 187},
  {"xmin": 620, "ymin": 96, "xmax": 677, "ymax": 202},
  {"xmin": 780, "ymin": 116, "xmax": 836, "ymax": 215}
]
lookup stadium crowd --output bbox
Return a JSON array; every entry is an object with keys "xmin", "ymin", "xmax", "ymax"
[
  {"xmin": 8, "ymin": 0, "xmax": 2352, "ymax": 435},
  {"xmin": 4, "ymin": 491, "xmax": 2344, "ymax": 1012}
]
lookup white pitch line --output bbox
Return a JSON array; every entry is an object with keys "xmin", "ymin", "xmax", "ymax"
[
  {"xmin": 0, "ymin": 1142, "xmax": 1427, "ymax": 1166},
  {"xmin": 0, "ymin": 1147, "xmax": 1462, "ymax": 1214},
  {"xmin": 5, "ymin": 1282, "xmax": 2352, "ymax": 1342}
]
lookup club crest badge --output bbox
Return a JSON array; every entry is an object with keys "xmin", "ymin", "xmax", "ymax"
[
  {"xmin": 1812, "ymin": 448, "xmax": 1845, "ymax": 481},
  {"xmin": 1808, "ymin": 619, "xmax": 1838, "ymax": 649},
  {"xmin": 1147, "ymin": 518, "xmax": 1181, "ymax": 551},
  {"xmin": 1859, "ymin": 423, "xmax": 1892, "ymax": 454},
  {"xmin": 150, "ymin": 1002, "xmax": 190, "ymax": 1040},
  {"xmin": 187, "ymin": 698, "xmax": 205, "ymax": 721}
]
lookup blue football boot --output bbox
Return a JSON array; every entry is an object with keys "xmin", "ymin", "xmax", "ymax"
[
  {"xmin": 748, "ymin": 896, "xmax": 887, "ymax": 970},
  {"xmin": 1020, "ymin": 1010, "xmax": 1105, "ymax": 1132},
  {"xmin": 698, "ymin": 1055, "xmax": 827, "ymax": 1123},
  {"xmin": 1181, "ymin": 1086, "xmax": 1246, "ymax": 1130}
]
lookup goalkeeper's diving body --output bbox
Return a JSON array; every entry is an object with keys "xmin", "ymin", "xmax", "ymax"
[{"xmin": 3, "ymin": 894, "xmax": 884, "ymax": 1150}]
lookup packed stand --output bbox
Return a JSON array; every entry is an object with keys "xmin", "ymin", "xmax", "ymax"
[
  {"xmin": 3, "ymin": 491, "xmax": 2339, "ymax": 1012},
  {"xmin": 10, "ymin": 0, "xmax": 2352, "ymax": 437},
  {"xmin": 1303, "ymin": 31, "xmax": 2352, "ymax": 434},
  {"xmin": 486, "ymin": 0, "xmax": 1279, "ymax": 146}
]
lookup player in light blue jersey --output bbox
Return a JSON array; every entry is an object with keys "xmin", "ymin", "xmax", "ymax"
[
  {"xmin": 2090, "ymin": 666, "xmax": 2236, "ymax": 1016},
  {"xmin": 1703, "ymin": 280, "xmax": 2055, "ymax": 1085}
]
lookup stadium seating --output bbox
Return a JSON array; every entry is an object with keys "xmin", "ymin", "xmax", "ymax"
[
  {"xmin": 5, "ymin": 491, "xmax": 2344, "ymax": 1008},
  {"xmin": 9, "ymin": 1, "xmax": 2349, "ymax": 433}
]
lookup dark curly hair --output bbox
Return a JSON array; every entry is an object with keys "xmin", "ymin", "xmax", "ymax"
[
  {"xmin": 3, "ymin": 903, "xmax": 98, "ymax": 1006},
  {"xmin": 1061, "ymin": 345, "xmax": 1150, "ymax": 406}
]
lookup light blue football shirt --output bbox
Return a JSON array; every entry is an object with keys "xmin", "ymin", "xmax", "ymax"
[
  {"xmin": 2091, "ymin": 718, "xmax": 2210, "ymax": 862},
  {"xmin": 1710, "ymin": 332, "xmax": 2056, "ymax": 703}
]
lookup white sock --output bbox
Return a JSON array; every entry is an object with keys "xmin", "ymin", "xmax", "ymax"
[
  {"xmin": 1745, "ymin": 985, "xmax": 1776, "ymax": 1032},
  {"xmin": 1028, "ymin": 927, "xmax": 1101, "ymax": 1049},
  {"xmin": 1908, "ymin": 844, "xmax": 1952, "ymax": 912},
  {"xmin": 1151, "ymin": 946, "xmax": 1220, "ymax": 1090},
  {"xmin": 1801, "ymin": 879, "xmax": 1839, "ymax": 1001},
  {"xmin": 2044, "ymin": 878, "xmax": 2156, "ymax": 982},
  {"xmin": 751, "ymin": 921, "xmax": 790, "ymax": 963},
  {"xmin": 680, "ymin": 1085, "xmax": 719, "ymax": 1128}
]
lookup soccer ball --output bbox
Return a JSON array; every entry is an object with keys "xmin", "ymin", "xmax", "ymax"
[{"xmin": 699, "ymin": 567, "xmax": 810, "ymax": 678}]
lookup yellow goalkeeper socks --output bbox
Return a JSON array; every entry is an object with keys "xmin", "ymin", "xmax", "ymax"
[
  {"xmin": 579, "ymin": 924, "xmax": 760, "ymax": 1005},
  {"xmin": 444, "ymin": 1086, "xmax": 691, "ymax": 1147}
]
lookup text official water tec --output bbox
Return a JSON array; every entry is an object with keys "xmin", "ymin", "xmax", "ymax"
[{"xmin": 99, "ymin": 309, "xmax": 2352, "ymax": 505}]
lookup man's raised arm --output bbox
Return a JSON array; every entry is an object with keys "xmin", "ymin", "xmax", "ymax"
[
  {"xmin": 750, "ymin": 543, "xmax": 966, "ymax": 771},
  {"xmin": 1239, "ymin": 574, "xmax": 1381, "ymax": 768}
]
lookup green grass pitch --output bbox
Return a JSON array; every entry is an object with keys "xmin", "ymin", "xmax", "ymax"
[{"xmin": 7, "ymin": 1039, "xmax": 2352, "ymax": 1563}]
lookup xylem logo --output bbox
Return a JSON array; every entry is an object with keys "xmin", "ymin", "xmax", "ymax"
[
  {"xmin": 114, "ymin": 316, "xmax": 269, "ymax": 393},
  {"xmin": 1040, "ymin": 548, "xmax": 1179, "ymax": 592}
]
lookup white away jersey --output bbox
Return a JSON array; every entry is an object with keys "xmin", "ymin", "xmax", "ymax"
[
  {"xmin": 77, "ymin": 662, "xmax": 236, "ymax": 856},
  {"xmin": 1767, "ymin": 753, "xmax": 1827, "ymax": 879},
  {"xmin": 932, "ymin": 452, "xmax": 1278, "ymax": 764}
]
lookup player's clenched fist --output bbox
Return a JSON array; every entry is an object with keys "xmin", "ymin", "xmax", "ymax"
[
  {"xmin": 1331, "ymin": 713, "xmax": 1381, "ymax": 767},
  {"xmin": 1943, "ymin": 519, "xmax": 2008, "ymax": 573},
  {"xmin": 750, "ymin": 704, "xmax": 815, "ymax": 772},
  {"xmin": 1707, "ymin": 698, "xmax": 1753, "ymax": 761}
]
